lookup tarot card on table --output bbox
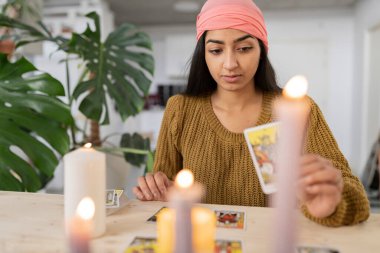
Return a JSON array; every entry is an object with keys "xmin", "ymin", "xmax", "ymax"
[{"xmin": 214, "ymin": 210, "xmax": 245, "ymax": 229}]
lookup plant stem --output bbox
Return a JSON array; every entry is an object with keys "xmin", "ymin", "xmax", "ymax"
[
  {"xmin": 65, "ymin": 55, "xmax": 76, "ymax": 146},
  {"xmin": 96, "ymin": 147, "xmax": 150, "ymax": 155}
]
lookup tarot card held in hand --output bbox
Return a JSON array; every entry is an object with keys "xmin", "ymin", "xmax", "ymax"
[
  {"xmin": 146, "ymin": 207, "xmax": 167, "ymax": 222},
  {"xmin": 124, "ymin": 237, "xmax": 157, "ymax": 253},
  {"xmin": 244, "ymin": 122, "xmax": 280, "ymax": 194},
  {"xmin": 215, "ymin": 240, "xmax": 243, "ymax": 253},
  {"xmin": 215, "ymin": 210, "xmax": 245, "ymax": 229}
]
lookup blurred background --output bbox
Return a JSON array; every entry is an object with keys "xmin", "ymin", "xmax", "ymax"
[{"xmin": 1, "ymin": 0, "xmax": 379, "ymax": 202}]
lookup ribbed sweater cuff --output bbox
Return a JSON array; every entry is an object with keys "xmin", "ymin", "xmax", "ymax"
[{"xmin": 301, "ymin": 181, "xmax": 370, "ymax": 227}]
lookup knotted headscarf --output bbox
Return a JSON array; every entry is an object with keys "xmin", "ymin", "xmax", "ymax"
[{"xmin": 196, "ymin": 0, "xmax": 269, "ymax": 52}]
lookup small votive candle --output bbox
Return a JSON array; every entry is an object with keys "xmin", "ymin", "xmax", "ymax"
[{"xmin": 68, "ymin": 197, "xmax": 95, "ymax": 253}]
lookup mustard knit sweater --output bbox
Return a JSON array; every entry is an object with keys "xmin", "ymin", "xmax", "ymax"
[{"xmin": 153, "ymin": 92, "xmax": 370, "ymax": 226}]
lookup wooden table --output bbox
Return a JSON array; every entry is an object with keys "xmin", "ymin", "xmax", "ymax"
[{"xmin": 1, "ymin": 191, "xmax": 379, "ymax": 253}]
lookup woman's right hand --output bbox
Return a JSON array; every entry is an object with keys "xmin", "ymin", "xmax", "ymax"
[{"xmin": 133, "ymin": 171, "xmax": 174, "ymax": 201}]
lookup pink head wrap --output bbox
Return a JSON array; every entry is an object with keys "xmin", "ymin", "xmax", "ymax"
[{"xmin": 196, "ymin": 0, "xmax": 269, "ymax": 52}]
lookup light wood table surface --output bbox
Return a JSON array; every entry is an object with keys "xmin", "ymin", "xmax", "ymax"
[{"xmin": 0, "ymin": 191, "xmax": 379, "ymax": 253}]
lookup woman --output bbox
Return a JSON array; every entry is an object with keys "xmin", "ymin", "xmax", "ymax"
[{"xmin": 133, "ymin": 0, "xmax": 370, "ymax": 226}]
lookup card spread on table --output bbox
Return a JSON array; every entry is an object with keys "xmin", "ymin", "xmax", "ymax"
[
  {"xmin": 106, "ymin": 189, "xmax": 124, "ymax": 208},
  {"xmin": 297, "ymin": 246, "xmax": 340, "ymax": 253},
  {"xmin": 214, "ymin": 210, "xmax": 245, "ymax": 229},
  {"xmin": 244, "ymin": 122, "xmax": 280, "ymax": 194},
  {"xmin": 146, "ymin": 207, "xmax": 167, "ymax": 222},
  {"xmin": 124, "ymin": 237, "xmax": 242, "ymax": 253},
  {"xmin": 124, "ymin": 237, "xmax": 157, "ymax": 253}
]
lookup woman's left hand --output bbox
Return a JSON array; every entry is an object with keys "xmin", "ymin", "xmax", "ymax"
[{"xmin": 297, "ymin": 154, "xmax": 344, "ymax": 218}]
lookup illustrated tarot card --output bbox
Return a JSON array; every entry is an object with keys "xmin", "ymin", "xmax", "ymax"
[
  {"xmin": 214, "ymin": 210, "xmax": 245, "ymax": 229},
  {"xmin": 105, "ymin": 189, "xmax": 118, "ymax": 207},
  {"xmin": 215, "ymin": 239, "xmax": 243, "ymax": 253},
  {"xmin": 124, "ymin": 237, "xmax": 157, "ymax": 253},
  {"xmin": 146, "ymin": 207, "xmax": 168, "ymax": 222},
  {"xmin": 243, "ymin": 122, "xmax": 280, "ymax": 194}
]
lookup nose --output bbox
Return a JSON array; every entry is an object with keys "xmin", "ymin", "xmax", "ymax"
[{"xmin": 223, "ymin": 50, "xmax": 238, "ymax": 70}]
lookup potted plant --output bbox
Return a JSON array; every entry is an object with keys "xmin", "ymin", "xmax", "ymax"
[{"xmin": 0, "ymin": 10, "xmax": 155, "ymax": 191}]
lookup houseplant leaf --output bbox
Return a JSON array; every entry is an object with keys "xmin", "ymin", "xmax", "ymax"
[
  {"xmin": 120, "ymin": 133, "xmax": 151, "ymax": 167},
  {"xmin": 69, "ymin": 12, "xmax": 154, "ymax": 124},
  {"xmin": 0, "ymin": 54, "xmax": 73, "ymax": 191}
]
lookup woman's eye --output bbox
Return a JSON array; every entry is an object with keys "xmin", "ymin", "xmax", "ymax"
[
  {"xmin": 237, "ymin": 46, "xmax": 253, "ymax": 52},
  {"xmin": 208, "ymin": 49, "xmax": 222, "ymax": 55}
]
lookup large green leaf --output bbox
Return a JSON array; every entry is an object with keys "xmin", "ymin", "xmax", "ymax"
[
  {"xmin": 120, "ymin": 133, "xmax": 151, "ymax": 167},
  {"xmin": 69, "ymin": 12, "xmax": 154, "ymax": 124},
  {"xmin": 0, "ymin": 54, "xmax": 73, "ymax": 191}
]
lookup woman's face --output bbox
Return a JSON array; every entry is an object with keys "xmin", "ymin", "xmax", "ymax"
[{"xmin": 205, "ymin": 29, "xmax": 261, "ymax": 93}]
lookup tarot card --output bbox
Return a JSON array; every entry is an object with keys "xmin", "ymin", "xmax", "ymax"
[
  {"xmin": 215, "ymin": 239, "xmax": 243, "ymax": 253},
  {"xmin": 214, "ymin": 210, "xmax": 245, "ymax": 229},
  {"xmin": 297, "ymin": 246, "xmax": 340, "ymax": 253},
  {"xmin": 124, "ymin": 237, "xmax": 157, "ymax": 253},
  {"xmin": 146, "ymin": 207, "xmax": 167, "ymax": 222},
  {"xmin": 105, "ymin": 189, "xmax": 118, "ymax": 207},
  {"xmin": 244, "ymin": 122, "xmax": 280, "ymax": 194}
]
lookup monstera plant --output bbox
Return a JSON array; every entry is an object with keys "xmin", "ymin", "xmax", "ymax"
[
  {"xmin": 0, "ymin": 11, "xmax": 155, "ymax": 191},
  {"xmin": 0, "ymin": 54, "xmax": 72, "ymax": 191}
]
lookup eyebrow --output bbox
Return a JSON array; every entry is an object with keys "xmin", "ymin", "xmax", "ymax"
[{"xmin": 206, "ymin": 35, "xmax": 253, "ymax": 44}]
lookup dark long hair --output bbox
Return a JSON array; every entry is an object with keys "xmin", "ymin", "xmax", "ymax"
[{"xmin": 184, "ymin": 32, "xmax": 281, "ymax": 96}]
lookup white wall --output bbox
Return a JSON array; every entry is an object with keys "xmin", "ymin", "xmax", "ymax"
[
  {"xmin": 353, "ymin": 0, "xmax": 380, "ymax": 176},
  {"xmin": 265, "ymin": 8, "xmax": 355, "ymax": 171}
]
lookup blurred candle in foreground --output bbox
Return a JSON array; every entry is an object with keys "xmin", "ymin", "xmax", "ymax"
[
  {"xmin": 68, "ymin": 197, "xmax": 95, "ymax": 253},
  {"xmin": 157, "ymin": 169, "xmax": 215, "ymax": 253},
  {"xmin": 157, "ymin": 206, "xmax": 216, "ymax": 253},
  {"xmin": 64, "ymin": 143, "xmax": 106, "ymax": 237},
  {"xmin": 273, "ymin": 75, "xmax": 311, "ymax": 253}
]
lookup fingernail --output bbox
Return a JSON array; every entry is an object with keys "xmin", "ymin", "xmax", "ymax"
[{"xmin": 145, "ymin": 192, "xmax": 152, "ymax": 200}]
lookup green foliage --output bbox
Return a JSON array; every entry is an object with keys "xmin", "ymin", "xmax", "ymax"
[
  {"xmin": 69, "ymin": 12, "xmax": 154, "ymax": 124},
  {"xmin": 0, "ymin": 54, "xmax": 73, "ymax": 191},
  {"xmin": 0, "ymin": 11, "xmax": 155, "ymax": 192}
]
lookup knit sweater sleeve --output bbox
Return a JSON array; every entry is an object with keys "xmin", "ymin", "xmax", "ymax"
[
  {"xmin": 301, "ymin": 98, "xmax": 370, "ymax": 226},
  {"xmin": 153, "ymin": 95, "xmax": 183, "ymax": 180}
]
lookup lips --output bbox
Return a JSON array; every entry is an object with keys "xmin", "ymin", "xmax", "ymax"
[{"xmin": 222, "ymin": 75, "xmax": 242, "ymax": 83}]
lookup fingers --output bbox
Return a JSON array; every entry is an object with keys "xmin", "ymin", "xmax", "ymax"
[
  {"xmin": 138, "ymin": 176, "xmax": 154, "ymax": 200},
  {"xmin": 299, "ymin": 154, "xmax": 332, "ymax": 177},
  {"xmin": 133, "ymin": 186, "xmax": 146, "ymax": 201},
  {"xmin": 154, "ymin": 171, "xmax": 169, "ymax": 195},
  {"xmin": 305, "ymin": 183, "xmax": 342, "ymax": 196},
  {"xmin": 301, "ymin": 168, "xmax": 342, "ymax": 187},
  {"xmin": 146, "ymin": 173, "xmax": 161, "ymax": 199},
  {"xmin": 134, "ymin": 172, "xmax": 174, "ymax": 201}
]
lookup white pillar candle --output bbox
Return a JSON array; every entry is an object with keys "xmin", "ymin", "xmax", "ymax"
[
  {"xmin": 272, "ymin": 75, "xmax": 310, "ymax": 253},
  {"xmin": 64, "ymin": 143, "xmax": 106, "ymax": 237}
]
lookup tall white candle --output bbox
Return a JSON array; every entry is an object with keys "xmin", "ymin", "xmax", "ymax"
[
  {"xmin": 64, "ymin": 143, "xmax": 106, "ymax": 237},
  {"xmin": 272, "ymin": 75, "xmax": 310, "ymax": 253}
]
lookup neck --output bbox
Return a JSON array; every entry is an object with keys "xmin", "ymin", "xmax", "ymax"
[{"xmin": 211, "ymin": 84, "xmax": 261, "ymax": 111}]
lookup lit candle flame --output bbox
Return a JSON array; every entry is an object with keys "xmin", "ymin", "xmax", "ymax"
[
  {"xmin": 84, "ymin": 143, "xmax": 92, "ymax": 149},
  {"xmin": 283, "ymin": 75, "xmax": 308, "ymax": 99},
  {"xmin": 176, "ymin": 169, "xmax": 194, "ymax": 189},
  {"xmin": 76, "ymin": 197, "xmax": 95, "ymax": 221}
]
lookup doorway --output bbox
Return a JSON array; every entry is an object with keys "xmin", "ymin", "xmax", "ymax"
[{"xmin": 362, "ymin": 22, "xmax": 380, "ymax": 167}]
